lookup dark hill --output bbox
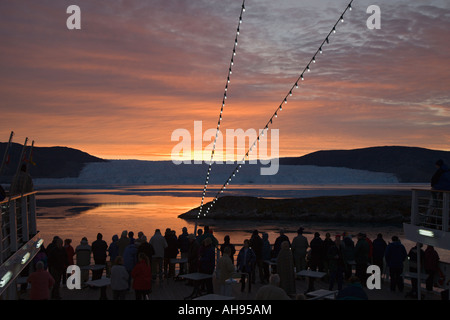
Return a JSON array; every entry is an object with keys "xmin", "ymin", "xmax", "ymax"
[
  {"xmin": 279, "ymin": 146, "xmax": 450, "ymax": 183},
  {"xmin": 0, "ymin": 142, "xmax": 106, "ymax": 182},
  {"xmin": 179, "ymin": 194, "xmax": 412, "ymax": 223}
]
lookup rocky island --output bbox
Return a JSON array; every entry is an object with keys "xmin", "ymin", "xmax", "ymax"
[{"xmin": 179, "ymin": 194, "xmax": 412, "ymax": 223}]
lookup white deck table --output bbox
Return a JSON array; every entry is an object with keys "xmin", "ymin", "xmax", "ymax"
[
  {"xmin": 306, "ymin": 289, "xmax": 338, "ymax": 300},
  {"xmin": 297, "ymin": 270, "xmax": 327, "ymax": 292},
  {"xmin": 86, "ymin": 277, "xmax": 110, "ymax": 300},
  {"xmin": 180, "ymin": 272, "xmax": 214, "ymax": 300}
]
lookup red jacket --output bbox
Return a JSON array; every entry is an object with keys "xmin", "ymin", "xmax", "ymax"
[
  {"xmin": 27, "ymin": 269, "xmax": 55, "ymax": 300},
  {"xmin": 131, "ymin": 260, "xmax": 152, "ymax": 290},
  {"xmin": 65, "ymin": 245, "xmax": 75, "ymax": 266}
]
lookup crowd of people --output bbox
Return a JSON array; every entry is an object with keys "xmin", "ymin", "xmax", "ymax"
[{"xmin": 25, "ymin": 225, "xmax": 441, "ymax": 300}]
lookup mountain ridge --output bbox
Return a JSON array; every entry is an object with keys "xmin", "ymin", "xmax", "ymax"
[
  {"xmin": 280, "ymin": 146, "xmax": 450, "ymax": 182},
  {"xmin": 0, "ymin": 142, "xmax": 106, "ymax": 182},
  {"xmin": 1, "ymin": 143, "xmax": 448, "ymax": 183}
]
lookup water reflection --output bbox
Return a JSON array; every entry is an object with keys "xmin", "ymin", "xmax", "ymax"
[{"xmin": 35, "ymin": 183, "xmax": 449, "ymax": 262}]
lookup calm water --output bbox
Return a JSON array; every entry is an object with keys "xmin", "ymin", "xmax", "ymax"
[{"xmin": 33, "ymin": 183, "xmax": 449, "ymax": 262}]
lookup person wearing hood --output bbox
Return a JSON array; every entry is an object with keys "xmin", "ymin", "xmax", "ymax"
[
  {"xmin": 150, "ymin": 229, "xmax": 167, "ymax": 280},
  {"xmin": 108, "ymin": 235, "xmax": 119, "ymax": 264},
  {"xmin": 123, "ymin": 238, "xmax": 138, "ymax": 289},
  {"xmin": 118, "ymin": 230, "xmax": 130, "ymax": 257},
  {"xmin": 75, "ymin": 237, "xmax": 92, "ymax": 284},
  {"xmin": 384, "ymin": 236, "xmax": 407, "ymax": 292},
  {"xmin": 276, "ymin": 241, "xmax": 296, "ymax": 296}
]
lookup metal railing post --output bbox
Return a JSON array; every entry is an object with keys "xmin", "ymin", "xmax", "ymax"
[
  {"xmin": 9, "ymin": 199, "xmax": 18, "ymax": 252},
  {"xmin": 20, "ymin": 196, "xmax": 29, "ymax": 242},
  {"xmin": 411, "ymin": 189, "xmax": 418, "ymax": 225},
  {"xmin": 28, "ymin": 193, "xmax": 37, "ymax": 236},
  {"xmin": 0, "ymin": 210, "xmax": 3, "ymax": 264},
  {"xmin": 443, "ymin": 192, "xmax": 449, "ymax": 232}
]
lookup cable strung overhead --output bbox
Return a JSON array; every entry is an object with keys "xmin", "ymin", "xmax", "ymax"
[
  {"xmin": 197, "ymin": 0, "xmax": 355, "ymax": 221},
  {"xmin": 197, "ymin": 0, "xmax": 246, "ymax": 223}
]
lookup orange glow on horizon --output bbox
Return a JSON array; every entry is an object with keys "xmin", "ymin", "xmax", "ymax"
[{"xmin": 1, "ymin": 1, "xmax": 449, "ymax": 161}]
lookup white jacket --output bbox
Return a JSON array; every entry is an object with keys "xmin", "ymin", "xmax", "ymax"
[
  {"xmin": 150, "ymin": 232, "xmax": 168, "ymax": 258},
  {"xmin": 110, "ymin": 264, "xmax": 129, "ymax": 291}
]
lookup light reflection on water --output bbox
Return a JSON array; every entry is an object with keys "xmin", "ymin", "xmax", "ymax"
[{"xmin": 35, "ymin": 183, "xmax": 449, "ymax": 262}]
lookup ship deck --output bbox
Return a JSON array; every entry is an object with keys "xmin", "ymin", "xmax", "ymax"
[{"xmin": 16, "ymin": 271, "xmax": 443, "ymax": 301}]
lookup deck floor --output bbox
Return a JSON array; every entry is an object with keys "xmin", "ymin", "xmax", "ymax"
[{"xmin": 18, "ymin": 271, "xmax": 443, "ymax": 301}]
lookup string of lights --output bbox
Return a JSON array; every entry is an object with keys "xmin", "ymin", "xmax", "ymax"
[
  {"xmin": 198, "ymin": 0, "xmax": 355, "ymax": 220},
  {"xmin": 196, "ymin": 0, "xmax": 246, "ymax": 223}
]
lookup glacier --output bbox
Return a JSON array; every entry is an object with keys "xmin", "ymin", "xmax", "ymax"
[{"xmin": 33, "ymin": 160, "xmax": 399, "ymax": 186}]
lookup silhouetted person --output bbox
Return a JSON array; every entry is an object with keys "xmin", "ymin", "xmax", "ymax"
[
  {"xmin": 372, "ymin": 233, "xmax": 387, "ymax": 274},
  {"xmin": 431, "ymin": 159, "xmax": 450, "ymax": 191},
  {"xmin": 220, "ymin": 235, "xmax": 236, "ymax": 264},
  {"xmin": 47, "ymin": 237, "xmax": 67, "ymax": 299},
  {"xmin": 10, "ymin": 163, "xmax": 33, "ymax": 195},
  {"xmin": 424, "ymin": 245, "xmax": 440, "ymax": 292},
  {"xmin": 384, "ymin": 236, "xmax": 407, "ymax": 293},
  {"xmin": 92, "ymin": 233, "xmax": 108, "ymax": 280},
  {"xmin": 27, "ymin": 261, "xmax": 55, "ymax": 300}
]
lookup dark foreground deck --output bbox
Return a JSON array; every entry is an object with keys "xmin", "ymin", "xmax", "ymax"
[{"xmin": 17, "ymin": 272, "xmax": 443, "ymax": 301}]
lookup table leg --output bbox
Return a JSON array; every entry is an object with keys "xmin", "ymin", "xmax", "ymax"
[
  {"xmin": 184, "ymin": 281, "xmax": 200, "ymax": 300},
  {"xmin": 99, "ymin": 286, "xmax": 108, "ymax": 300},
  {"xmin": 306, "ymin": 277, "xmax": 315, "ymax": 293}
]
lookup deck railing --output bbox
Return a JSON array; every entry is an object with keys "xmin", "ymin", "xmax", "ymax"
[
  {"xmin": 410, "ymin": 189, "xmax": 450, "ymax": 232},
  {"xmin": 0, "ymin": 192, "xmax": 38, "ymax": 264}
]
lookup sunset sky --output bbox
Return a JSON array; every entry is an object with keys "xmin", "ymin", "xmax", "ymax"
[{"xmin": 0, "ymin": 0, "xmax": 449, "ymax": 161}]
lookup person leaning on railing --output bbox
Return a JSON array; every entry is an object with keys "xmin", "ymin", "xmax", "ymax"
[
  {"xmin": 431, "ymin": 160, "xmax": 450, "ymax": 191},
  {"xmin": 10, "ymin": 164, "xmax": 33, "ymax": 195},
  {"xmin": 429, "ymin": 159, "xmax": 450, "ymax": 212}
]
